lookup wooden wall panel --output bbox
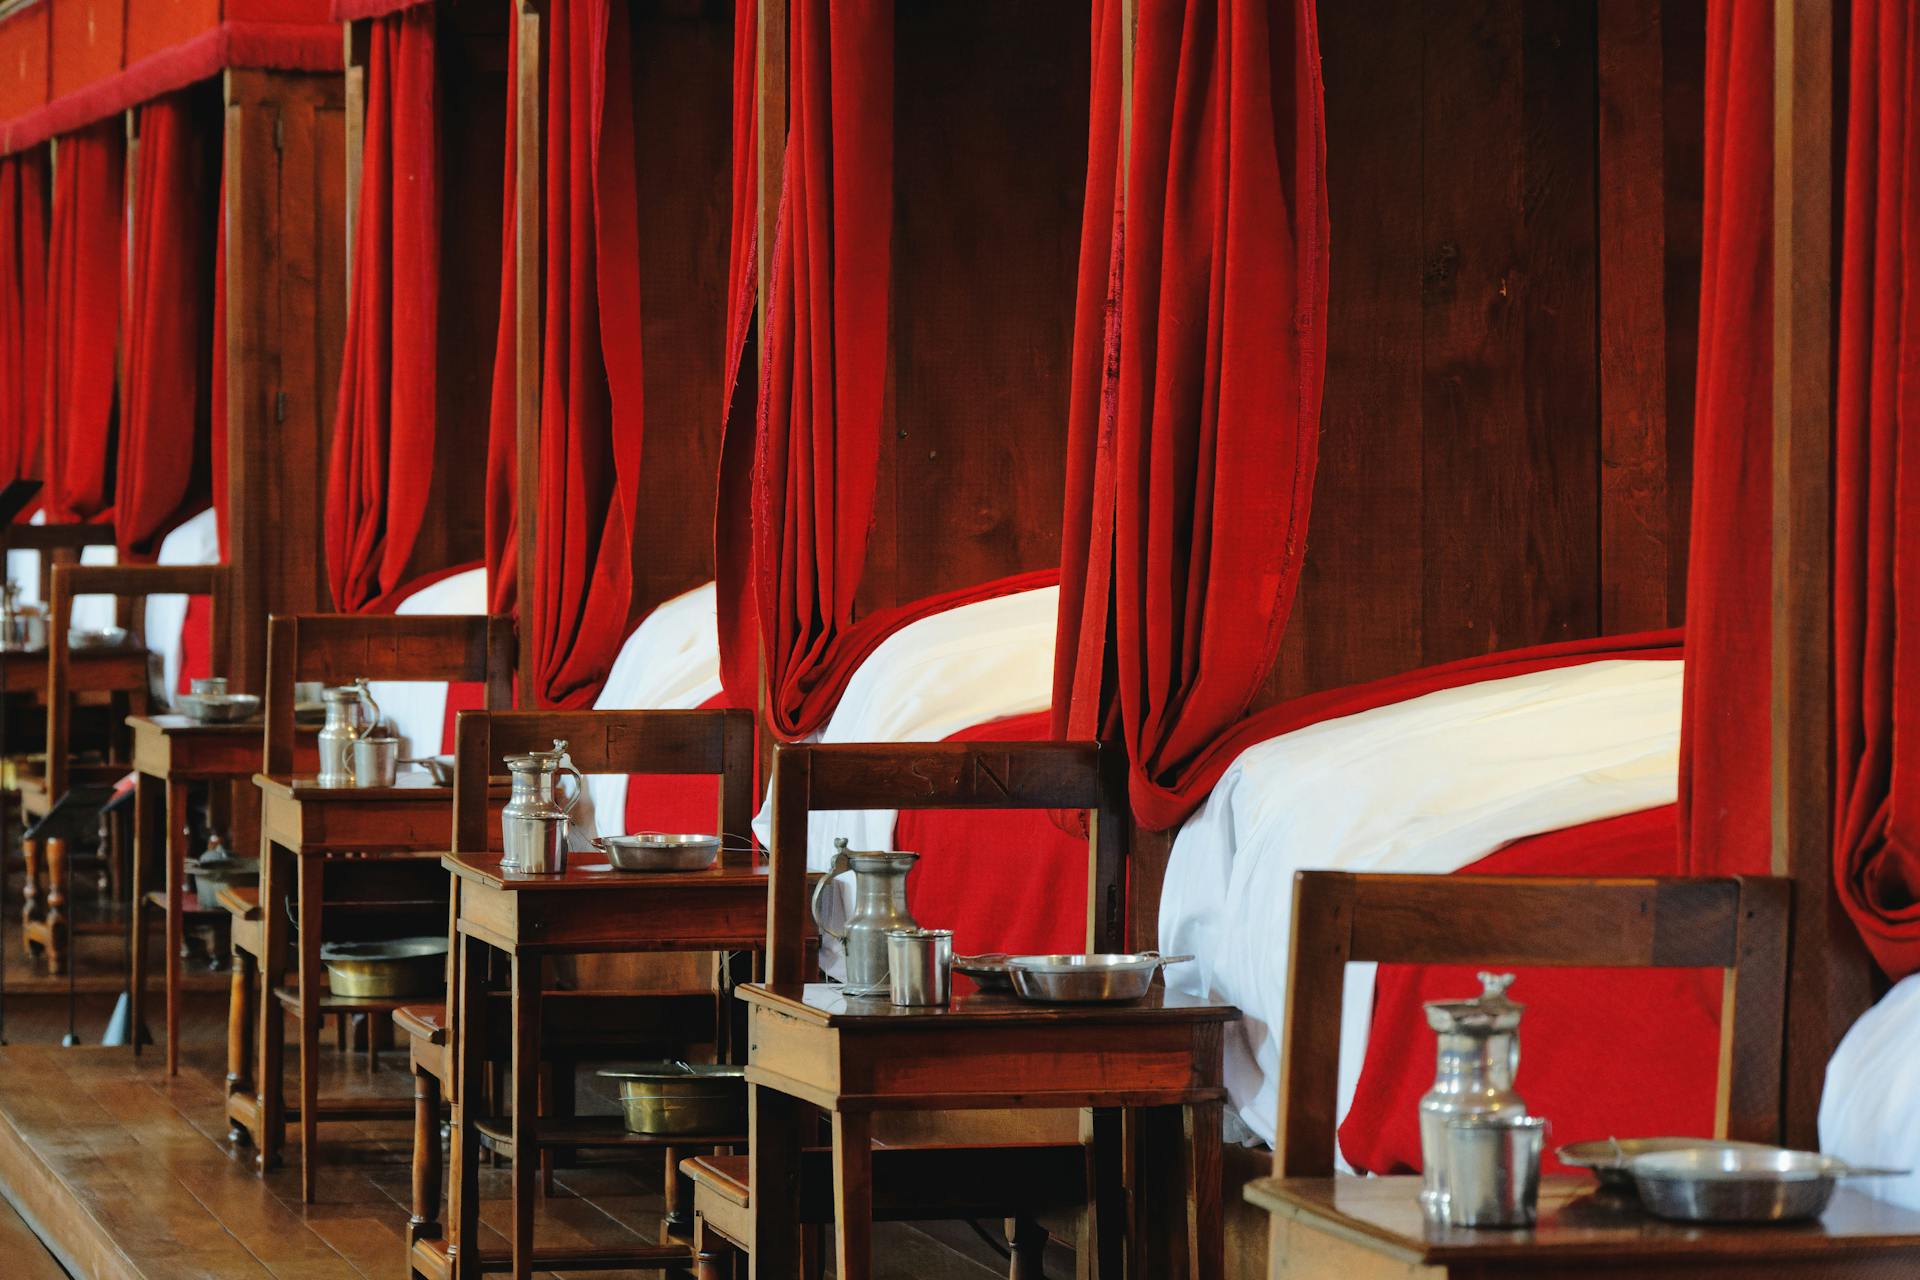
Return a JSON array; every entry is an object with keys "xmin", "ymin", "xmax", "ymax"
[
  {"xmin": 624, "ymin": 0, "xmax": 732, "ymax": 622},
  {"xmin": 1265, "ymin": 0, "xmax": 1704, "ymax": 708},
  {"xmin": 224, "ymin": 69, "xmax": 347, "ymax": 692},
  {"xmin": 860, "ymin": 0, "xmax": 1086, "ymax": 613}
]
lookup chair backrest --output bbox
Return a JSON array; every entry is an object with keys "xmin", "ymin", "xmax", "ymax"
[
  {"xmin": 46, "ymin": 563, "xmax": 231, "ymax": 802},
  {"xmin": 763, "ymin": 739, "xmax": 1127, "ymax": 984},
  {"xmin": 6, "ymin": 522, "xmax": 115, "ymax": 603},
  {"xmin": 450, "ymin": 707, "xmax": 756, "ymax": 861},
  {"xmin": 1274, "ymin": 871, "xmax": 1792, "ymax": 1178},
  {"xmin": 262, "ymin": 613, "xmax": 516, "ymax": 776}
]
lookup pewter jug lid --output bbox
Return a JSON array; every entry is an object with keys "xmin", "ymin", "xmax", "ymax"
[
  {"xmin": 1425, "ymin": 971, "xmax": 1523, "ymax": 1035},
  {"xmin": 830, "ymin": 835, "xmax": 918, "ymax": 867},
  {"xmin": 505, "ymin": 738, "xmax": 573, "ymax": 772},
  {"xmin": 323, "ymin": 684, "xmax": 365, "ymax": 703}
]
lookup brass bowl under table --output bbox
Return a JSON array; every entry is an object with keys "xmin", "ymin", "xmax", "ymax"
[
  {"xmin": 598, "ymin": 1062, "xmax": 747, "ymax": 1135},
  {"xmin": 319, "ymin": 936, "xmax": 448, "ymax": 999}
]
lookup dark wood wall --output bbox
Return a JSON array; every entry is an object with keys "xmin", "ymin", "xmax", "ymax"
[
  {"xmin": 1264, "ymin": 0, "xmax": 1704, "ymax": 707},
  {"xmin": 624, "ymin": 0, "xmax": 733, "ymax": 623},
  {"xmin": 856, "ymin": 0, "xmax": 1088, "ymax": 614}
]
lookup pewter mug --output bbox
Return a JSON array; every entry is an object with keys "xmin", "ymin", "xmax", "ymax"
[
  {"xmin": 317, "ymin": 681, "xmax": 379, "ymax": 787},
  {"xmin": 500, "ymin": 739, "xmax": 583, "ymax": 874},
  {"xmin": 0, "ymin": 581, "xmax": 46, "ymax": 652},
  {"xmin": 811, "ymin": 837, "xmax": 920, "ymax": 996},
  {"xmin": 1419, "ymin": 972, "xmax": 1527, "ymax": 1215},
  {"xmin": 1444, "ymin": 1114, "xmax": 1546, "ymax": 1228}
]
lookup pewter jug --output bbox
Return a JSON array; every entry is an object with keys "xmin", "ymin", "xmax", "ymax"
[
  {"xmin": 317, "ymin": 681, "xmax": 379, "ymax": 787},
  {"xmin": 1418, "ymin": 971, "xmax": 1526, "ymax": 1215},
  {"xmin": 811, "ymin": 837, "xmax": 920, "ymax": 996},
  {"xmin": 501, "ymin": 740, "xmax": 583, "ymax": 874},
  {"xmin": 0, "ymin": 581, "xmax": 46, "ymax": 652}
]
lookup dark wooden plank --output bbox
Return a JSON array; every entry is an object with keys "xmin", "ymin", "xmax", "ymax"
[
  {"xmin": 1598, "ymin": 0, "xmax": 1673, "ymax": 634},
  {"xmin": 1771, "ymin": 0, "xmax": 1874, "ymax": 1151},
  {"xmin": 1663, "ymin": 0, "xmax": 1708, "ymax": 622},
  {"xmin": 513, "ymin": 0, "xmax": 543, "ymax": 700}
]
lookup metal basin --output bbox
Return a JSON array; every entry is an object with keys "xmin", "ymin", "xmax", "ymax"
[
  {"xmin": 593, "ymin": 833, "xmax": 722, "ymax": 873},
  {"xmin": 1558, "ymin": 1138, "xmax": 1776, "ymax": 1191},
  {"xmin": 69, "ymin": 626, "xmax": 128, "ymax": 650},
  {"xmin": 953, "ymin": 952, "xmax": 1016, "ymax": 993},
  {"xmin": 177, "ymin": 692, "xmax": 262, "ymax": 723},
  {"xmin": 1628, "ymin": 1146, "xmax": 1906, "ymax": 1223},
  {"xmin": 186, "ymin": 855, "xmax": 260, "ymax": 902},
  {"xmin": 320, "ymin": 936, "xmax": 448, "ymax": 1000},
  {"xmin": 1006, "ymin": 952, "xmax": 1192, "ymax": 1004},
  {"xmin": 598, "ymin": 1062, "xmax": 746, "ymax": 1135}
]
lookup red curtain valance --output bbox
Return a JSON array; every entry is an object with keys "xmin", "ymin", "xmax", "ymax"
[
  {"xmin": 117, "ymin": 89, "xmax": 219, "ymax": 561},
  {"xmin": 0, "ymin": 145, "xmax": 48, "ymax": 501},
  {"xmin": 724, "ymin": 0, "xmax": 893, "ymax": 739},
  {"xmin": 326, "ymin": 6, "xmax": 439, "ymax": 611},
  {"xmin": 1676, "ymin": 0, "xmax": 1773, "ymax": 878},
  {"xmin": 1833, "ymin": 0, "xmax": 1920, "ymax": 978},
  {"xmin": 1053, "ymin": 0, "xmax": 1331, "ymax": 833},
  {"xmin": 42, "ymin": 119, "xmax": 122, "ymax": 525}
]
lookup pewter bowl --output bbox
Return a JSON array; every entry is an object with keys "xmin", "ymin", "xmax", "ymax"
[
  {"xmin": 592, "ymin": 833, "xmax": 723, "ymax": 872},
  {"xmin": 1627, "ymin": 1146, "xmax": 1906, "ymax": 1223}
]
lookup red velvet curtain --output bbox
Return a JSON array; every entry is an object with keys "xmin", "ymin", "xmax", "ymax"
[
  {"xmin": 713, "ymin": 0, "xmax": 757, "ymax": 708},
  {"xmin": 1833, "ymin": 0, "xmax": 1920, "ymax": 978},
  {"xmin": 327, "ymin": 6, "xmax": 439, "ymax": 610},
  {"xmin": 42, "ymin": 121, "xmax": 124, "ymax": 525},
  {"xmin": 1675, "ymin": 0, "xmax": 1773, "ymax": 878},
  {"xmin": 525, "ymin": 0, "xmax": 644, "ymax": 708},
  {"xmin": 484, "ymin": 13, "xmax": 519, "ymax": 615},
  {"xmin": 1052, "ymin": 0, "xmax": 1330, "ymax": 832},
  {"xmin": 732, "ymin": 0, "xmax": 894, "ymax": 739},
  {"xmin": 0, "ymin": 147, "xmax": 48, "ymax": 499},
  {"xmin": 117, "ymin": 90, "xmax": 219, "ymax": 561}
]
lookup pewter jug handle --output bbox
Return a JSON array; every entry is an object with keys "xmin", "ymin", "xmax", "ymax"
[
  {"xmin": 810, "ymin": 838, "xmax": 853, "ymax": 941},
  {"xmin": 354, "ymin": 678, "xmax": 381, "ymax": 741},
  {"xmin": 552, "ymin": 739, "xmax": 585, "ymax": 816}
]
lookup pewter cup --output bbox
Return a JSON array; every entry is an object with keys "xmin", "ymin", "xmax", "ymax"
[
  {"xmin": 190, "ymin": 676, "xmax": 228, "ymax": 697},
  {"xmin": 886, "ymin": 928, "xmax": 953, "ymax": 1007},
  {"xmin": 1443, "ymin": 1115, "xmax": 1546, "ymax": 1228},
  {"xmin": 351, "ymin": 735, "xmax": 400, "ymax": 788}
]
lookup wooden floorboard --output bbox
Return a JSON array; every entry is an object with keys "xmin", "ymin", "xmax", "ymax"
[{"xmin": 0, "ymin": 1187, "xmax": 72, "ymax": 1278}]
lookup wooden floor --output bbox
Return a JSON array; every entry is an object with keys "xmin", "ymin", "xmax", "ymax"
[{"xmin": 0, "ymin": 1029, "xmax": 1039, "ymax": 1278}]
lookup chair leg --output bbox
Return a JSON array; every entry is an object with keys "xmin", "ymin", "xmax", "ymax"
[
  {"xmin": 226, "ymin": 943, "xmax": 256, "ymax": 1145},
  {"xmin": 409, "ymin": 1063, "xmax": 443, "ymax": 1244},
  {"xmin": 44, "ymin": 837, "xmax": 67, "ymax": 976},
  {"xmin": 1008, "ymin": 1216, "xmax": 1047, "ymax": 1280},
  {"xmin": 20, "ymin": 837, "xmax": 40, "ymax": 959}
]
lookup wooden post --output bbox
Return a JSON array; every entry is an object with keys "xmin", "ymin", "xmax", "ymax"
[
  {"xmin": 1771, "ymin": 0, "xmax": 1873, "ymax": 1150},
  {"xmin": 223, "ymin": 69, "xmax": 347, "ymax": 692},
  {"xmin": 513, "ymin": 0, "xmax": 543, "ymax": 701},
  {"xmin": 343, "ymin": 21, "xmax": 370, "ymax": 292}
]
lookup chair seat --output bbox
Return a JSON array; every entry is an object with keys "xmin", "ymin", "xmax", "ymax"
[
  {"xmin": 684, "ymin": 1154, "xmax": 750, "ymax": 1207},
  {"xmin": 394, "ymin": 1003, "xmax": 447, "ymax": 1046},
  {"xmin": 215, "ymin": 885, "xmax": 260, "ymax": 919}
]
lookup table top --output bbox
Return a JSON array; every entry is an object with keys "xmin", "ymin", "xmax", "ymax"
[
  {"xmin": 445, "ymin": 850, "xmax": 770, "ymax": 893},
  {"xmin": 131, "ymin": 713, "xmax": 263, "ymax": 736},
  {"xmin": 1246, "ymin": 1175, "xmax": 1920, "ymax": 1263},
  {"xmin": 254, "ymin": 771, "xmax": 455, "ymax": 802},
  {"xmin": 738, "ymin": 981, "xmax": 1240, "ymax": 1027}
]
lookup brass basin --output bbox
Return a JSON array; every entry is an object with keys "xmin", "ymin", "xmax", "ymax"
[
  {"xmin": 320, "ymin": 936, "xmax": 448, "ymax": 999},
  {"xmin": 598, "ymin": 1062, "xmax": 746, "ymax": 1135}
]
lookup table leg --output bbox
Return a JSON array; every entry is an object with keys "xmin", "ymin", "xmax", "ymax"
[
  {"xmin": 226, "ymin": 943, "xmax": 255, "ymax": 1144},
  {"xmin": 831, "ymin": 1110, "xmax": 873, "ymax": 1280},
  {"xmin": 453, "ymin": 933, "xmax": 487, "ymax": 1280},
  {"xmin": 748, "ymin": 1084, "xmax": 805, "ymax": 1280},
  {"xmin": 129, "ymin": 773, "xmax": 156, "ymax": 1058},
  {"xmin": 1085, "ymin": 1107, "xmax": 1127, "ymax": 1280},
  {"xmin": 165, "ymin": 779, "xmax": 188, "ymax": 1076},
  {"xmin": 298, "ymin": 853, "xmax": 323, "ymax": 1203},
  {"xmin": 256, "ymin": 835, "xmax": 289, "ymax": 1173},
  {"xmin": 1184, "ymin": 1101, "xmax": 1223, "ymax": 1280},
  {"xmin": 510, "ymin": 950, "xmax": 540, "ymax": 1280}
]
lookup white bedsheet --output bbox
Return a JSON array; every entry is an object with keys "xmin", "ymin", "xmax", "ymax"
[
  {"xmin": 1159, "ymin": 658, "xmax": 1685, "ymax": 1155},
  {"xmin": 1821, "ymin": 974, "xmax": 1920, "ymax": 1208},
  {"xmin": 142, "ymin": 507, "xmax": 221, "ymax": 708},
  {"xmin": 749, "ymin": 584, "xmax": 1061, "ymax": 974},
  {"xmin": 575, "ymin": 582, "xmax": 723, "ymax": 842},
  {"xmin": 366, "ymin": 568, "xmax": 489, "ymax": 760}
]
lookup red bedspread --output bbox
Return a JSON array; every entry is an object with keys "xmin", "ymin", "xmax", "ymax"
[{"xmin": 1340, "ymin": 805, "xmax": 1722, "ymax": 1174}]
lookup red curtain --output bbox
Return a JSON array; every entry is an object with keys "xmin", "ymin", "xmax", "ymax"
[
  {"xmin": 42, "ymin": 120, "xmax": 124, "ymax": 525},
  {"xmin": 734, "ymin": 0, "xmax": 893, "ymax": 739},
  {"xmin": 1675, "ymin": 0, "xmax": 1774, "ymax": 878},
  {"xmin": 524, "ymin": 0, "xmax": 644, "ymax": 708},
  {"xmin": 1052, "ymin": 0, "xmax": 1331, "ymax": 832},
  {"xmin": 326, "ymin": 6, "xmax": 439, "ymax": 610},
  {"xmin": 484, "ymin": 11, "xmax": 518, "ymax": 615},
  {"xmin": 713, "ymin": 0, "xmax": 757, "ymax": 707},
  {"xmin": 1833, "ymin": 0, "xmax": 1920, "ymax": 978},
  {"xmin": 117, "ymin": 90, "xmax": 219, "ymax": 561},
  {"xmin": 0, "ymin": 146, "xmax": 48, "ymax": 499}
]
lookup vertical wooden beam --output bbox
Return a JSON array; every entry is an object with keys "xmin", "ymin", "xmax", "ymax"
[
  {"xmin": 1771, "ymin": 0, "xmax": 1870, "ymax": 1151},
  {"xmin": 754, "ymin": 0, "xmax": 785, "ymax": 359},
  {"xmin": 513, "ymin": 0, "xmax": 543, "ymax": 701},
  {"xmin": 223, "ymin": 69, "xmax": 348, "ymax": 693},
  {"xmin": 343, "ymin": 20, "xmax": 369, "ymax": 293}
]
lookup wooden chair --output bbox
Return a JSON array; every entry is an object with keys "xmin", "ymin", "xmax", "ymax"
[
  {"xmin": 689, "ymin": 739, "xmax": 1134, "ymax": 1280},
  {"xmin": 231, "ymin": 613, "xmax": 513, "ymax": 1191},
  {"xmin": 1274, "ymin": 870, "xmax": 1792, "ymax": 1180},
  {"xmin": 423, "ymin": 707, "xmax": 756, "ymax": 1280},
  {"xmin": 20, "ymin": 564, "xmax": 227, "ymax": 974}
]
